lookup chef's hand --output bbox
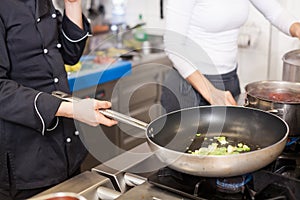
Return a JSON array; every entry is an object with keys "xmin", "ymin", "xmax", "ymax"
[
  {"xmin": 207, "ymin": 87, "xmax": 237, "ymax": 106},
  {"xmin": 64, "ymin": 0, "xmax": 83, "ymax": 29},
  {"xmin": 186, "ymin": 70, "xmax": 237, "ymax": 106},
  {"xmin": 57, "ymin": 99, "xmax": 118, "ymax": 127},
  {"xmin": 290, "ymin": 22, "xmax": 300, "ymax": 39}
]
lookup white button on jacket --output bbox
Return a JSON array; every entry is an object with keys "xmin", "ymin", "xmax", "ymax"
[{"xmin": 53, "ymin": 77, "xmax": 59, "ymax": 83}]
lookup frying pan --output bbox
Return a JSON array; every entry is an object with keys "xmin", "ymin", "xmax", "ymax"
[{"xmin": 52, "ymin": 91, "xmax": 289, "ymax": 177}]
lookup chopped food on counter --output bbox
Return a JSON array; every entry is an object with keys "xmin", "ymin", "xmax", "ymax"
[
  {"xmin": 93, "ymin": 55, "xmax": 116, "ymax": 64},
  {"xmin": 92, "ymin": 48, "xmax": 131, "ymax": 61},
  {"xmin": 106, "ymin": 47, "xmax": 129, "ymax": 57},
  {"xmin": 123, "ymin": 38, "xmax": 142, "ymax": 49},
  {"xmin": 92, "ymin": 24, "xmax": 110, "ymax": 34}
]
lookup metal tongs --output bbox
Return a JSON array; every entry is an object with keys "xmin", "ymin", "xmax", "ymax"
[{"xmin": 51, "ymin": 91, "xmax": 148, "ymax": 130}]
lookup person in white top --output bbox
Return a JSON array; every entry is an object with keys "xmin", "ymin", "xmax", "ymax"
[{"xmin": 160, "ymin": 0, "xmax": 300, "ymax": 112}]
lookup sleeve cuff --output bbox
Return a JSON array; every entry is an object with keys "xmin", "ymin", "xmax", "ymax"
[{"xmin": 34, "ymin": 92, "xmax": 63, "ymax": 135}]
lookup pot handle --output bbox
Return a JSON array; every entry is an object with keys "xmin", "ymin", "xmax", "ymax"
[
  {"xmin": 267, "ymin": 108, "xmax": 284, "ymax": 115},
  {"xmin": 243, "ymin": 96, "xmax": 284, "ymax": 115},
  {"xmin": 244, "ymin": 98, "xmax": 249, "ymax": 107},
  {"xmin": 267, "ymin": 109, "xmax": 279, "ymax": 114},
  {"xmin": 52, "ymin": 91, "xmax": 148, "ymax": 130}
]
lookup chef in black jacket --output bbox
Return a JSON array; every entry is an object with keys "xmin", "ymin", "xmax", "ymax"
[{"xmin": 0, "ymin": 0, "xmax": 117, "ymax": 199}]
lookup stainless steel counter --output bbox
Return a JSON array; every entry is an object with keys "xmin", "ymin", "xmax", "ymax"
[
  {"xmin": 31, "ymin": 142, "xmax": 183, "ymax": 200},
  {"xmin": 30, "ymin": 171, "xmax": 114, "ymax": 200}
]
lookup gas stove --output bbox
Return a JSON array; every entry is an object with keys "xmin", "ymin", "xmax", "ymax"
[
  {"xmin": 92, "ymin": 138, "xmax": 300, "ymax": 200},
  {"xmin": 146, "ymin": 166, "xmax": 300, "ymax": 200},
  {"xmin": 32, "ymin": 138, "xmax": 300, "ymax": 200}
]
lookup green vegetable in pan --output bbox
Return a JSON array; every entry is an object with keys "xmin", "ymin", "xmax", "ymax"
[
  {"xmin": 214, "ymin": 136, "xmax": 228, "ymax": 145},
  {"xmin": 187, "ymin": 136, "xmax": 252, "ymax": 155}
]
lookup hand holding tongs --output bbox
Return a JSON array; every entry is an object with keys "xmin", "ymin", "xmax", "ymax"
[{"xmin": 51, "ymin": 91, "xmax": 148, "ymax": 130}]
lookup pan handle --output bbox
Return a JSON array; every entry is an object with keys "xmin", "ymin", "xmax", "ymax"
[
  {"xmin": 98, "ymin": 109, "xmax": 148, "ymax": 130},
  {"xmin": 51, "ymin": 91, "xmax": 148, "ymax": 130}
]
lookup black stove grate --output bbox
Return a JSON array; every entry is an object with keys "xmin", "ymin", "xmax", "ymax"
[
  {"xmin": 148, "ymin": 167, "xmax": 253, "ymax": 200},
  {"xmin": 148, "ymin": 167, "xmax": 300, "ymax": 200},
  {"xmin": 252, "ymin": 170, "xmax": 300, "ymax": 200}
]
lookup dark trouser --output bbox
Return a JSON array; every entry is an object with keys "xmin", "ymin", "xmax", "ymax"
[
  {"xmin": 160, "ymin": 68, "xmax": 241, "ymax": 113},
  {"xmin": 0, "ymin": 168, "xmax": 81, "ymax": 200}
]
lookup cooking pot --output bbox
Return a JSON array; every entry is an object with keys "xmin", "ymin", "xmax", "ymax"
[
  {"xmin": 245, "ymin": 80, "xmax": 300, "ymax": 136},
  {"xmin": 282, "ymin": 49, "xmax": 300, "ymax": 82},
  {"xmin": 52, "ymin": 90, "xmax": 288, "ymax": 177}
]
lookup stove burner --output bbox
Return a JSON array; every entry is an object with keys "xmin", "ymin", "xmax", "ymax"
[
  {"xmin": 286, "ymin": 137, "xmax": 299, "ymax": 146},
  {"xmin": 216, "ymin": 174, "xmax": 252, "ymax": 193},
  {"xmin": 284, "ymin": 137, "xmax": 300, "ymax": 155},
  {"xmin": 148, "ymin": 167, "xmax": 253, "ymax": 200},
  {"xmin": 148, "ymin": 154, "xmax": 300, "ymax": 200}
]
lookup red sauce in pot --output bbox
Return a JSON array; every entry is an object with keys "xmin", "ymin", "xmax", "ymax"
[
  {"xmin": 268, "ymin": 92, "xmax": 300, "ymax": 102},
  {"xmin": 251, "ymin": 91, "xmax": 300, "ymax": 103}
]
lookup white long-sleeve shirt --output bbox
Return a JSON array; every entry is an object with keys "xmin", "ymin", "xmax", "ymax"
[{"xmin": 165, "ymin": 0, "xmax": 298, "ymax": 77}]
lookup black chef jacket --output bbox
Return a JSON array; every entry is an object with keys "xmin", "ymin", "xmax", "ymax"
[{"xmin": 0, "ymin": 0, "xmax": 91, "ymax": 189}]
